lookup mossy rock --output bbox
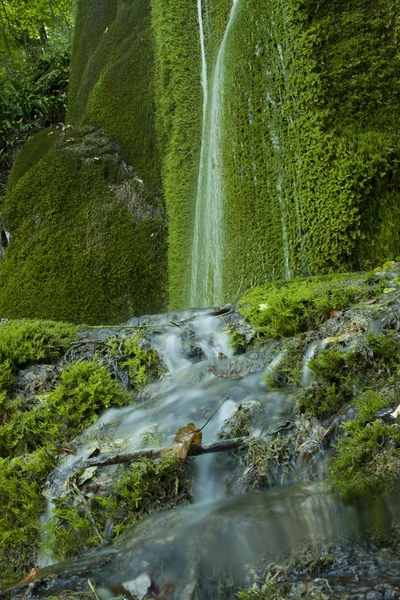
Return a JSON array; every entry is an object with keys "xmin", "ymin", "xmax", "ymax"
[
  {"xmin": 0, "ymin": 126, "xmax": 168, "ymax": 324},
  {"xmin": 68, "ymin": 0, "xmax": 161, "ymax": 193}
]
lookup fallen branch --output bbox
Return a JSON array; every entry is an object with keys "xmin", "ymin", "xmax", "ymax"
[{"xmin": 80, "ymin": 436, "xmax": 253, "ymax": 469}]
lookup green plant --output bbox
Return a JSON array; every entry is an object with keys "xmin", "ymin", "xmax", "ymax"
[
  {"xmin": 44, "ymin": 452, "xmax": 191, "ymax": 561},
  {"xmin": 0, "ymin": 359, "xmax": 130, "ymax": 457},
  {"xmin": 0, "ymin": 450, "xmax": 54, "ymax": 587},
  {"xmin": 330, "ymin": 390, "xmax": 400, "ymax": 499},
  {"xmin": 107, "ymin": 331, "xmax": 163, "ymax": 389},
  {"xmin": 240, "ymin": 274, "xmax": 368, "ymax": 338}
]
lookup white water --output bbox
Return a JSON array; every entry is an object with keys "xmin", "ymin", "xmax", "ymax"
[
  {"xmin": 37, "ymin": 309, "xmax": 296, "ymax": 567},
  {"xmin": 0, "ymin": 229, "xmax": 10, "ymax": 258},
  {"xmin": 190, "ymin": 0, "xmax": 242, "ymax": 307},
  {"xmin": 301, "ymin": 338, "xmax": 331, "ymax": 388}
]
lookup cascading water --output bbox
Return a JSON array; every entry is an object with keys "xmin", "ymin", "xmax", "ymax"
[
  {"xmin": 190, "ymin": 0, "xmax": 242, "ymax": 308},
  {"xmin": 5, "ymin": 305, "xmax": 400, "ymax": 599}
]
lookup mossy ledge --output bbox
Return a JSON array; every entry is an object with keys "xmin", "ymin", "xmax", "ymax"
[
  {"xmin": 0, "ymin": 318, "xmax": 169, "ymax": 587},
  {"xmin": 0, "ymin": 126, "xmax": 168, "ymax": 324},
  {"xmin": 239, "ymin": 265, "xmax": 400, "ymax": 502}
]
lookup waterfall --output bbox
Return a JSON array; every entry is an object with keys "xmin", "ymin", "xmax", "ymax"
[{"xmin": 190, "ymin": 0, "xmax": 241, "ymax": 308}]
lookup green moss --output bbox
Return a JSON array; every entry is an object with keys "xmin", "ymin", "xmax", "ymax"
[
  {"xmin": 0, "ymin": 360, "xmax": 130, "ymax": 457},
  {"xmin": 103, "ymin": 453, "xmax": 190, "ymax": 535},
  {"xmin": 0, "ymin": 319, "xmax": 76, "ymax": 402},
  {"xmin": 0, "ymin": 128, "xmax": 168, "ymax": 324},
  {"xmin": 296, "ymin": 331, "xmax": 400, "ymax": 417},
  {"xmin": 220, "ymin": 0, "xmax": 400, "ymax": 298},
  {"xmin": 68, "ymin": 0, "xmax": 161, "ymax": 193},
  {"xmin": 239, "ymin": 273, "xmax": 368, "ymax": 338},
  {"xmin": 45, "ymin": 452, "xmax": 190, "ymax": 561},
  {"xmin": 151, "ymin": 0, "xmax": 203, "ymax": 308},
  {"xmin": 6, "ymin": 129, "xmax": 59, "ymax": 193},
  {"xmin": 0, "ymin": 450, "xmax": 54, "ymax": 588},
  {"xmin": 0, "ymin": 342, "xmax": 131, "ymax": 584},
  {"xmin": 107, "ymin": 330, "xmax": 163, "ymax": 389},
  {"xmin": 330, "ymin": 390, "xmax": 400, "ymax": 499},
  {"xmin": 264, "ymin": 339, "xmax": 304, "ymax": 389}
]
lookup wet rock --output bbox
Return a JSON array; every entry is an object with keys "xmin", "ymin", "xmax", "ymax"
[
  {"xmin": 373, "ymin": 408, "xmax": 396, "ymax": 423},
  {"xmin": 181, "ymin": 330, "xmax": 206, "ymax": 361},
  {"xmin": 322, "ymin": 404, "xmax": 357, "ymax": 448},
  {"xmin": 15, "ymin": 364, "xmax": 61, "ymax": 398}
]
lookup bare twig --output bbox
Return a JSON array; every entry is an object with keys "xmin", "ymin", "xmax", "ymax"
[
  {"xmin": 71, "ymin": 482, "xmax": 105, "ymax": 544},
  {"xmin": 80, "ymin": 436, "xmax": 253, "ymax": 469}
]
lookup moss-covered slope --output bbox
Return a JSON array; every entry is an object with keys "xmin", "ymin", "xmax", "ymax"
[
  {"xmin": 0, "ymin": 127, "xmax": 167, "ymax": 324},
  {"xmin": 151, "ymin": 0, "xmax": 400, "ymax": 306},
  {"xmin": 68, "ymin": 0, "xmax": 160, "ymax": 193},
  {"xmin": 220, "ymin": 0, "xmax": 400, "ymax": 298}
]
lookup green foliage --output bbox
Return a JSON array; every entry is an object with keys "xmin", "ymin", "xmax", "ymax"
[
  {"xmin": 46, "ymin": 453, "xmax": 190, "ymax": 560},
  {"xmin": 0, "ymin": 0, "xmax": 73, "ymax": 190},
  {"xmin": 0, "ymin": 318, "xmax": 76, "ymax": 402},
  {"xmin": 107, "ymin": 331, "xmax": 163, "ymax": 389},
  {"xmin": 0, "ymin": 127, "xmax": 168, "ymax": 324},
  {"xmin": 264, "ymin": 339, "xmax": 304, "ymax": 389},
  {"xmin": 0, "ymin": 359, "xmax": 130, "ymax": 457},
  {"xmin": 330, "ymin": 391, "xmax": 400, "ymax": 499},
  {"xmin": 0, "ymin": 450, "xmax": 54, "ymax": 587},
  {"xmin": 240, "ymin": 273, "xmax": 368, "ymax": 338},
  {"xmin": 296, "ymin": 331, "xmax": 400, "ymax": 417}
]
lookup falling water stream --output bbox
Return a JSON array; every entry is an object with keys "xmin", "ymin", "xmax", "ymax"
[{"xmin": 190, "ymin": 0, "xmax": 242, "ymax": 308}]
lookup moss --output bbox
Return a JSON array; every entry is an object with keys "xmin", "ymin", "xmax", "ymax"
[
  {"xmin": 264, "ymin": 339, "xmax": 304, "ymax": 389},
  {"xmin": 151, "ymin": 0, "xmax": 203, "ymax": 308},
  {"xmin": 0, "ymin": 332, "xmax": 131, "ymax": 585},
  {"xmin": 0, "ymin": 450, "xmax": 54, "ymax": 588},
  {"xmin": 0, "ymin": 359, "xmax": 130, "ymax": 457},
  {"xmin": 220, "ymin": 0, "xmax": 400, "ymax": 296},
  {"xmin": 220, "ymin": 406, "xmax": 253, "ymax": 439},
  {"xmin": 6, "ymin": 129, "xmax": 59, "ymax": 193},
  {"xmin": 0, "ymin": 319, "xmax": 76, "ymax": 402},
  {"xmin": 296, "ymin": 331, "xmax": 400, "ymax": 417},
  {"xmin": 0, "ymin": 128, "xmax": 168, "ymax": 324},
  {"xmin": 45, "ymin": 452, "xmax": 191, "ymax": 561},
  {"xmin": 68, "ymin": 0, "xmax": 161, "ymax": 193},
  {"xmin": 239, "ymin": 273, "xmax": 368, "ymax": 338},
  {"xmin": 330, "ymin": 390, "xmax": 400, "ymax": 499},
  {"xmin": 106, "ymin": 330, "xmax": 163, "ymax": 389}
]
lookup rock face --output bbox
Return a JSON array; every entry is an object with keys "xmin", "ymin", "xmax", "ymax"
[
  {"xmin": 2, "ymin": 0, "xmax": 400, "ymax": 315},
  {"xmin": 0, "ymin": 127, "xmax": 167, "ymax": 324}
]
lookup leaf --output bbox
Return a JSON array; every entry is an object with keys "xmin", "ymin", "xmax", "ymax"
[
  {"xmin": 17, "ymin": 567, "xmax": 41, "ymax": 586},
  {"xmin": 78, "ymin": 467, "xmax": 97, "ymax": 486},
  {"xmin": 161, "ymin": 423, "xmax": 202, "ymax": 462},
  {"xmin": 175, "ymin": 422, "xmax": 202, "ymax": 445}
]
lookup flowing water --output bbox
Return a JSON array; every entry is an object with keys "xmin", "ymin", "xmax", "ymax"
[
  {"xmin": 6, "ymin": 309, "xmax": 400, "ymax": 598},
  {"xmin": 190, "ymin": 0, "xmax": 242, "ymax": 308}
]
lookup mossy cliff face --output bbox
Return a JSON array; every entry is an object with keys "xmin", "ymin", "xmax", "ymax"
[
  {"xmin": 220, "ymin": 0, "xmax": 400, "ymax": 299},
  {"xmin": 2, "ymin": 0, "xmax": 400, "ymax": 316},
  {"xmin": 153, "ymin": 0, "xmax": 400, "ymax": 306},
  {"xmin": 0, "ymin": 127, "xmax": 167, "ymax": 324},
  {"xmin": 0, "ymin": 0, "xmax": 167, "ymax": 324}
]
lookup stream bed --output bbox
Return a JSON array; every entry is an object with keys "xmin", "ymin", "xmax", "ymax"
[{"xmin": 2, "ymin": 304, "xmax": 400, "ymax": 599}]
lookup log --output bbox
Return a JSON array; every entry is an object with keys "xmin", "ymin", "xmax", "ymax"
[{"xmin": 80, "ymin": 436, "xmax": 253, "ymax": 469}]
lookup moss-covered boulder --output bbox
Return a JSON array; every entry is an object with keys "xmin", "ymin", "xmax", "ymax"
[{"xmin": 0, "ymin": 127, "xmax": 167, "ymax": 324}]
